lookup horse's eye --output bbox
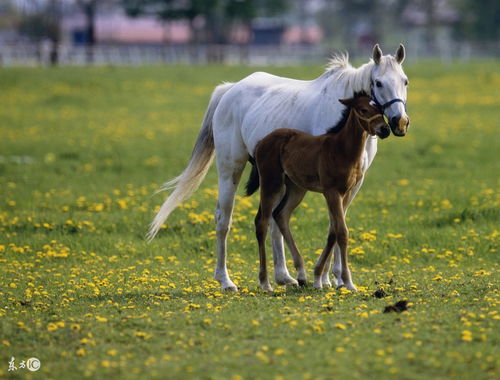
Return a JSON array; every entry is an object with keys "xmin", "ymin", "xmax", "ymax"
[
  {"xmin": 361, "ymin": 109, "xmax": 368, "ymax": 115},
  {"xmin": 376, "ymin": 80, "xmax": 383, "ymax": 88},
  {"xmin": 404, "ymin": 79, "xmax": 408, "ymax": 86}
]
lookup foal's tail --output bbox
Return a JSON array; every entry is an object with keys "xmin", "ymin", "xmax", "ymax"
[
  {"xmin": 147, "ymin": 82, "xmax": 233, "ymax": 241},
  {"xmin": 245, "ymin": 156, "xmax": 260, "ymax": 197}
]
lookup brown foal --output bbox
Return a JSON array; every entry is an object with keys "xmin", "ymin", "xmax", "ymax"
[{"xmin": 251, "ymin": 94, "xmax": 390, "ymax": 291}]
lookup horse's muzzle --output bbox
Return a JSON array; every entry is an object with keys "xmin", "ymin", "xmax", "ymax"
[
  {"xmin": 389, "ymin": 116, "xmax": 410, "ymax": 137},
  {"xmin": 376, "ymin": 125, "xmax": 391, "ymax": 139}
]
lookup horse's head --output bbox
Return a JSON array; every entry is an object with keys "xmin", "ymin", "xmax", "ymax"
[
  {"xmin": 370, "ymin": 44, "xmax": 410, "ymax": 137},
  {"xmin": 339, "ymin": 95, "xmax": 390, "ymax": 139}
]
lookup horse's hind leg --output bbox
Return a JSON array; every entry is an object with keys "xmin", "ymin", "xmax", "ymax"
[
  {"xmin": 270, "ymin": 207, "xmax": 298, "ymax": 287},
  {"xmin": 273, "ymin": 181, "xmax": 307, "ymax": 286},
  {"xmin": 214, "ymin": 157, "xmax": 246, "ymax": 291}
]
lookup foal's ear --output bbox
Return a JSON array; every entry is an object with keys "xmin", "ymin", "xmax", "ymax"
[
  {"xmin": 372, "ymin": 44, "xmax": 382, "ymax": 64},
  {"xmin": 395, "ymin": 44, "xmax": 405, "ymax": 64},
  {"xmin": 338, "ymin": 98, "xmax": 352, "ymax": 106}
]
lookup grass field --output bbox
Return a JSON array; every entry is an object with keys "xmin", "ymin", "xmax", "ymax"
[{"xmin": 0, "ymin": 61, "xmax": 499, "ymax": 379}]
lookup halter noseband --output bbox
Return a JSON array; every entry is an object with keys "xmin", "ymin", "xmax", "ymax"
[
  {"xmin": 352, "ymin": 108, "xmax": 385, "ymax": 124},
  {"xmin": 371, "ymin": 87, "xmax": 406, "ymax": 112}
]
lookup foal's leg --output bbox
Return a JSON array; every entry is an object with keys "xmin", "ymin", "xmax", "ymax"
[
  {"xmin": 255, "ymin": 180, "xmax": 284, "ymax": 291},
  {"xmin": 255, "ymin": 205, "xmax": 272, "ymax": 291},
  {"xmin": 273, "ymin": 181, "xmax": 308, "ymax": 286},
  {"xmin": 313, "ymin": 191, "xmax": 343, "ymax": 289},
  {"xmin": 336, "ymin": 212, "xmax": 356, "ymax": 291},
  {"xmin": 330, "ymin": 192, "xmax": 357, "ymax": 291},
  {"xmin": 331, "ymin": 186, "xmax": 358, "ymax": 288},
  {"xmin": 269, "ymin": 188, "xmax": 297, "ymax": 286}
]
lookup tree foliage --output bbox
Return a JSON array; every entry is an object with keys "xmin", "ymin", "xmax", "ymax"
[
  {"xmin": 121, "ymin": 0, "xmax": 289, "ymax": 43},
  {"xmin": 456, "ymin": 0, "xmax": 500, "ymax": 41}
]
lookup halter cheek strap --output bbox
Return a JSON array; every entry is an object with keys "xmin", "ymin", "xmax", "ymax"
[
  {"xmin": 371, "ymin": 87, "xmax": 406, "ymax": 112},
  {"xmin": 352, "ymin": 108, "xmax": 385, "ymax": 124}
]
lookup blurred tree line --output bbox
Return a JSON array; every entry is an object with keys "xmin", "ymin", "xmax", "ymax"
[
  {"xmin": 6, "ymin": 0, "xmax": 499, "ymax": 65},
  {"xmin": 121, "ymin": 0, "xmax": 288, "ymax": 61}
]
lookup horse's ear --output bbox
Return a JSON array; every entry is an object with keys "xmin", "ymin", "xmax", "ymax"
[
  {"xmin": 395, "ymin": 44, "xmax": 405, "ymax": 64},
  {"xmin": 372, "ymin": 44, "xmax": 382, "ymax": 64},
  {"xmin": 339, "ymin": 98, "xmax": 351, "ymax": 106}
]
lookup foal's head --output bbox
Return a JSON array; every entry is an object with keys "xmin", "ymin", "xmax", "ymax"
[{"xmin": 339, "ymin": 95, "xmax": 391, "ymax": 139}]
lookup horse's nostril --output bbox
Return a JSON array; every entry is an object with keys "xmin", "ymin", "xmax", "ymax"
[{"xmin": 390, "ymin": 117, "xmax": 399, "ymax": 128}]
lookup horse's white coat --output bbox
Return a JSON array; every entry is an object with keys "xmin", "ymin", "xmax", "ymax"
[{"xmin": 150, "ymin": 45, "xmax": 410, "ymax": 291}]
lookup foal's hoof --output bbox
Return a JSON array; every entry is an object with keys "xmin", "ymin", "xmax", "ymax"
[
  {"xmin": 298, "ymin": 279, "xmax": 308, "ymax": 287},
  {"xmin": 261, "ymin": 283, "xmax": 274, "ymax": 292},
  {"xmin": 337, "ymin": 284, "xmax": 358, "ymax": 292}
]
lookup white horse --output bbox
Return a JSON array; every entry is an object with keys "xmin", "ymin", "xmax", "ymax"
[{"xmin": 148, "ymin": 44, "xmax": 410, "ymax": 291}]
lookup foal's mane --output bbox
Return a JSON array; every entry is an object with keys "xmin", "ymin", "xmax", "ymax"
[{"xmin": 327, "ymin": 91, "xmax": 369, "ymax": 134}]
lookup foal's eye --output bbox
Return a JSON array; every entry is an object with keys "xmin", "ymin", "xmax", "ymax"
[{"xmin": 376, "ymin": 80, "xmax": 383, "ymax": 88}]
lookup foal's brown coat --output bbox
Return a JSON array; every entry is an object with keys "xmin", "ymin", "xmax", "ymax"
[{"xmin": 253, "ymin": 95, "xmax": 389, "ymax": 290}]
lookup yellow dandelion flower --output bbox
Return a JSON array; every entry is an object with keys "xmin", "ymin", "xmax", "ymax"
[
  {"xmin": 461, "ymin": 330, "xmax": 473, "ymax": 342},
  {"xmin": 255, "ymin": 351, "xmax": 270, "ymax": 364}
]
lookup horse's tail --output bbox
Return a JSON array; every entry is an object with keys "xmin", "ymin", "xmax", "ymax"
[
  {"xmin": 245, "ymin": 156, "xmax": 260, "ymax": 196},
  {"xmin": 147, "ymin": 82, "xmax": 233, "ymax": 241}
]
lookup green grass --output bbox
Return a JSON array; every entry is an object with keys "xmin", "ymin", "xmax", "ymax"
[{"xmin": 0, "ymin": 62, "xmax": 499, "ymax": 379}]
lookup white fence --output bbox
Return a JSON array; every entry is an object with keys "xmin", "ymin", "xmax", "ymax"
[
  {"xmin": 0, "ymin": 42, "xmax": 498, "ymax": 67},
  {"xmin": 0, "ymin": 43, "xmax": 326, "ymax": 66}
]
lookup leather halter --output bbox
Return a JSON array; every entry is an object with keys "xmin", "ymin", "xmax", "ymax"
[
  {"xmin": 371, "ymin": 87, "xmax": 406, "ymax": 112},
  {"xmin": 352, "ymin": 108, "xmax": 385, "ymax": 124}
]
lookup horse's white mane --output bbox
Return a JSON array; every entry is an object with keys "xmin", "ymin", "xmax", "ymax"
[
  {"xmin": 326, "ymin": 52, "xmax": 351, "ymax": 71},
  {"xmin": 323, "ymin": 52, "xmax": 375, "ymax": 94}
]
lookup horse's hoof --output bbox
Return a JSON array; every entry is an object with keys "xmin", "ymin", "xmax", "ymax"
[
  {"xmin": 223, "ymin": 284, "xmax": 238, "ymax": 292},
  {"xmin": 298, "ymin": 279, "xmax": 308, "ymax": 287},
  {"xmin": 322, "ymin": 280, "xmax": 333, "ymax": 288},
  {"xmin": 276, "ymin": 275, "xmax": 298, "ymax": 286},
  {"xmin": 337, "ymin": 284, "xmax": 345, "ymax": 290},
  {"xmin": 313, "ymin": 280, "xmax": 323, "ymax": 289}
]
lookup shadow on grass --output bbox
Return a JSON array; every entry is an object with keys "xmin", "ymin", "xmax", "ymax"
[{"xmin": 428, "ymin": 206, "xmax": 498, "ymax": 228}]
